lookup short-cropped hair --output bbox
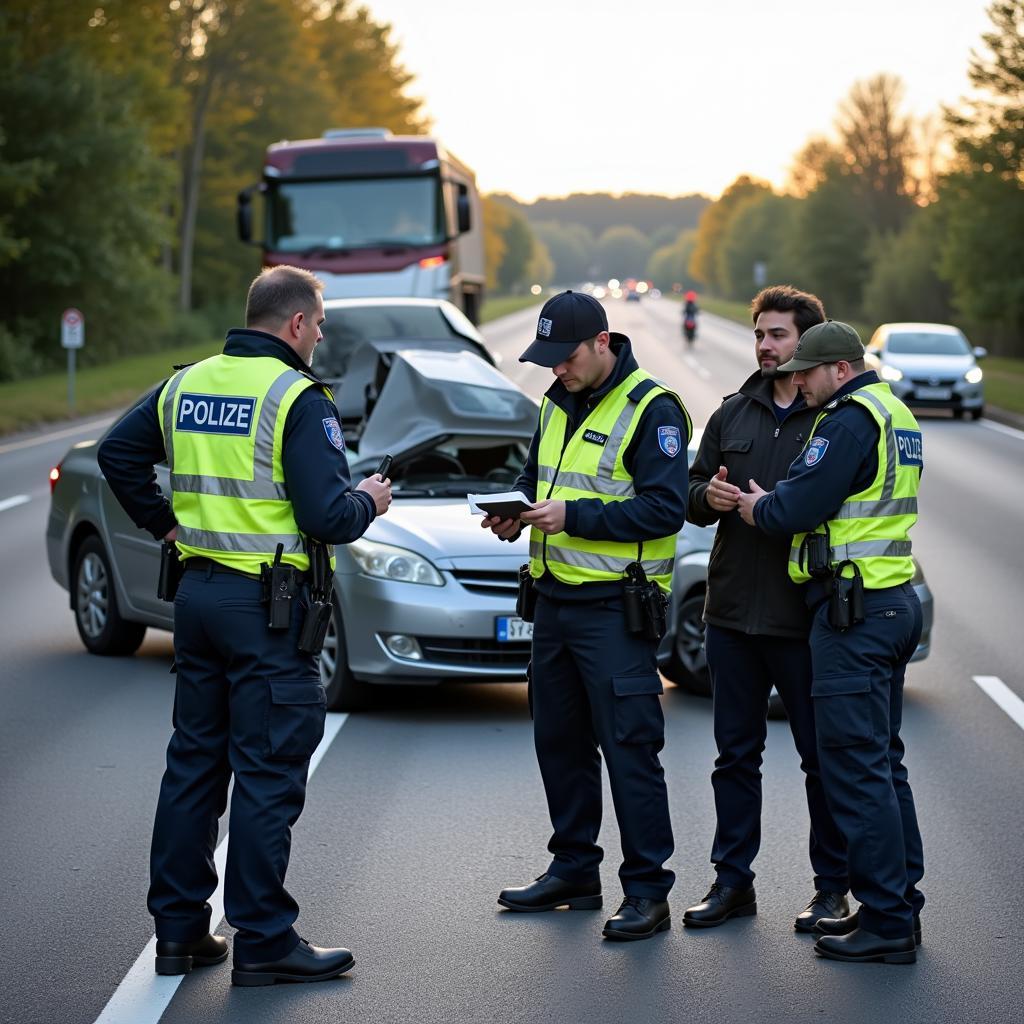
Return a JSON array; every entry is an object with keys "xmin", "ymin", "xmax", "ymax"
[
  {"xmin": 751, "ymin": 285, "xmax": 826, "ymax": 336},
  {"xmin": 245, "ymin": 266, "xmax": 323, "ymax": 329}
]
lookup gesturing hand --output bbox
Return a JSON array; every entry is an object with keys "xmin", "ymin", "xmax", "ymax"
[
  {"xmin": 706, "ymin": 464, "xmax": 741, "ymax": 512},
  {"xmin": 736, "ymin": 478, "xmax": 768, "ymax": 526}
]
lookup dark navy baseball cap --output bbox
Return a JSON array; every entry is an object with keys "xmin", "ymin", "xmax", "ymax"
[{"xmin": 519, "ymin": 290, "xmax": 611, "ymax": 367}]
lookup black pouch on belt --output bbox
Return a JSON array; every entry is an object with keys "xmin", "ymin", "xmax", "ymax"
[
  {"xmin": 828, "ymin": 560, "xmax": 865, "ymax": 631},
  {"xmin": 298, "ymin": 538, "xmax": 334, "ymax": 654},
  {"xmin": 262, "ymin": 544, "xmax": 299, "ymax": 630},
  {"xmin": 623, "ymin": 561, "xmax": 649, "ymax": 635},
  {"xmin": 516, "ymin": 563, "xmax": 538, "ymax": 623},
  {"xmin": 157, "ymin": 540, "xmax": 184, "ymax": 602}
]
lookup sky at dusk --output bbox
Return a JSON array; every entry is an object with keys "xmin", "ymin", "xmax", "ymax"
[{"xmin": 362, "ymin": 0, "xmax": 993, "ymax": 201}]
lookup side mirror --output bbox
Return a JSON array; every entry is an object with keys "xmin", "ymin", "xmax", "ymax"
[
  {"xmin": 973, "ymin": 346, "xmax": 988, "ymax": 360},
  {"xmin": 237, "ymin": 185, "xmax": 260, "ymax": 245},
  {"xmin": 456, "ymin": 183, "xmax": 472, "ymax": 234}
]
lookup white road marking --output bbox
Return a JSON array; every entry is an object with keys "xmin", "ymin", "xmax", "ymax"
[
  {"xmin": 0, "ymin": 416, "xmax": 114, "ymax": 455},
  {"xmin": 0, "ymin": 494, "xmax": 30, "ymax": 513},
  {"xmin": 683, "ymin": 353, "xmax": 713, "ymax": 380},
  {"xmin": 94, "ymin": 711, "xmax": 350, "ymax": 1024},
  {"xmin": 973, "ymin": 676, "xmax": 1024, "ymax": 731},
  {"xmin": 979, "ymin": 419, "xmax": 1024, "ymax": 442}
]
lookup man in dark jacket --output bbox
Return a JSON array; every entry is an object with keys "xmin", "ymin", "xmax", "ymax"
[{"xmin": 681, "ymin": 285, "xmax": 848, "ymax": 932}]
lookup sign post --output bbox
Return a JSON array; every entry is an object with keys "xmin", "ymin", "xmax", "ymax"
[{"xmin": 61, "ymin": 308, "xmax": 84, "ymax": 414}]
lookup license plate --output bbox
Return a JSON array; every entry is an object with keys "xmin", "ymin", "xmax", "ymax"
[
  {"xmin": 915, "ymin": 386, "xmax": 952, "ymax": 400},
  {"xmin": 496, "ymin": 616, "xmax": 533, "ymax": 642}
]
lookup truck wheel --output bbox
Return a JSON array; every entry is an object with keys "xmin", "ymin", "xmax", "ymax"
[
  {"xmin": 320, "ymin": 596, "xmax": 376, "ymax": 711},
  {"xmin": 73, "ymin": 535, "xmax": 147, "ymax": 656}
]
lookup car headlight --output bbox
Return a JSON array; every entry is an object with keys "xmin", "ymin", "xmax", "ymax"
[
  {"xmin": 964, "ymin": 366, "xmax": 983, "ymax": 384},
  {"xmin": 348, "ymin": 538, "xmax": 444, "ymax": 586},
  {"xmin": 880, "ymin": 365, "xmax": 904, "ymax": 382}
]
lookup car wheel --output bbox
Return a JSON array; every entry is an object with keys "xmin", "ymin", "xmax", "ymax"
[
  {"xmin": 320, "ymin": 595, "xmax": 376, "ymax": 711},
  {"xmin": 73, "ymin": 535, "xmax": 147, "ymax": 656},
  {"xmin": 970, "ymin": 406, "xmax": 983, "ymax": 421},
  {"xmin": 663, "ymin": 590, "xmax": 710, "ymax": 695},
  {"xmin": 953, "ymin": 408, "xmax": 966, "ymax": 420}
]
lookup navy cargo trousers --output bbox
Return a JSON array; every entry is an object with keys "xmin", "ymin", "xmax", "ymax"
[
  {"xmin": 530, "ymin": 593, "xmax": 675, "ymax": 899},
  {"xmin": 809, "ymin": 581, "xmax": 925, "ymax": 939},
  {"xmin": 147, "ymin": 566, "xmax": 326, "ymax": 962}
]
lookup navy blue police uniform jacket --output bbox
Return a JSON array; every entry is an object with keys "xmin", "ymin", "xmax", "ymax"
[
  {"xmin": 752, "ymin": 371, "xmax": 922, "ymax": 600},
  {"xmin": 510, "ymin": 335, "xmax": 690, "ymax": 602},
  {"xmin": 97, "ymin": 329, "xmax": 376, "ymax": 545}
]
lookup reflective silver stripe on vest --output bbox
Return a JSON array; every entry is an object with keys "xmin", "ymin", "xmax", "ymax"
[
  {"xmin": 177, "ymin": 525, "xmax": 304, "ymax": 555},
  {"xmin": 596, "ymin": 390, "xmax": 644, "ymax": 477},
  {"xmin": 161, "ymin": 369, "xmax": 189, "ymax": 467},
  {"xmin": 856, "ymin": 389, "xmax": 897, "ymax": 500},
  {"xmin": 540, "ymin": 399, "xmax": 555, "ymax": 435},
  {"xmin": 252, "ymin": 369, "xmax": 309, "ymax": 482},
  {"xmin": 531, "ymin": 539, "xmax": 672, "ymax": 578},
  {"xmin": 791, "ymin": 538, "xmax": 914, "ymax": 563},
  {"xmin": 169, "ymin": 474, "xmax": 289, "ymax": 501},
  {"xmin": 834, "ymin": 496, "xmax": 918, "ymax": 520},
  {"xmin": 537, "ymin": 466, "xmax": 634, "ymax": 497}
]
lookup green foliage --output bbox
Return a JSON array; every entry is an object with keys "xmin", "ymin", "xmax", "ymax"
[
  {"xmin": 717, "ymin": 193, "xmax": 801, "ymax": 301},
  {"xmin": 646, "ymin": 230, "xmax": 697, "ymax": 291},
  {"xmin": 495, "ymin": 204, "xmax": 535, "ymax": 292},
  {"xmin": 596, "ymin": 225, "xmax": 651, "ymax": 280},
  {"xmin": 532, "ymin": 222, "xmax": 596, "ymax": 284}
]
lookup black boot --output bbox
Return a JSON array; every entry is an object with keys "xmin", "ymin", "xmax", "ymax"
[
  {"xmin": 231, "ymin": 938, "xmax": 354, "ymax": 987},
  {"xmin": 498, "ymin": 873, "xmax": 602, "ymax": 912},
  {"xmin": 794, "ymin": 890, "xmax": 850, "ymax": 933},
  {"xmin": 814, "ymin": 927, "xmax": 916, "ymax": 964},
  {"xmin": 155, "ymin": 933, "xmax": 229, "ymax": 975},
  {"xmin": 602, "ymin": 896, "xmax": 671, "ymax": 941},
  {"xmin": 683, "ymin": 882, "xmax": 756, "ymax": 928}
]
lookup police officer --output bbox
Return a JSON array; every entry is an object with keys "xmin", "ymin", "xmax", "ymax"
[
  {"xmin": 736, "ymin": 321, "xmax": 925, "ymax": 965},
  {"xmin": 98, "ymin": 266, "xmax": 391, "ymax": 985},
  {"xmin": 683, "ymin": 286, "xmax": 848, "ymax": 933},
  {"xmin": 483, "ymin": 290, "xmax": 691, "ymax": 941}
]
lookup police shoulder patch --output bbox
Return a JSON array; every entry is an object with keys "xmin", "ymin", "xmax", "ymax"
[
  {"xmin": 322, "ymin": 416, "xmax": 345, "ymax": 451},
  {"xmin": 804, "ymin": 436, "xmax": 829, "ymax": 467},
  {"xmin": 657, "ymin": 425, "xmax": 681, "ymax": 457}
]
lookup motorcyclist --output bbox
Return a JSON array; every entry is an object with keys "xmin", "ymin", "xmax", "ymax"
[{"xmin": 683, "ymin": 291, "xmax": 698, "ymax": 343}]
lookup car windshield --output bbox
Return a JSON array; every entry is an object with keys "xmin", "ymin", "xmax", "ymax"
[
  {"xmin": 887, "ymin": 332, "xmax": 970, "ymax": 356},
  {"xmin": 266, "ymin": 176, "xmax": 444, "ymax": 252},
  {"xmin": 313, "ymin": 306, "xmax": 465, "ymax": 378}
]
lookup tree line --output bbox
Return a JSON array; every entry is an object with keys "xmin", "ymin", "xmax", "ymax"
[
  {"xmin": 682, "ymin": 1, "xmax": 1023, "ymax": 355},
  {"xmin": 0, "ymin": 0, "xmax": 426, "ymax": 381}
]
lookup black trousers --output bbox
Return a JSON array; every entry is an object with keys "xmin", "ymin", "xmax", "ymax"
[
  {"xmin": 147, "ymin": 568, "xmax": 326, "ymax": 962},
  {"xmin": 809, "ymin": 582, "xmax": 924, "ymax": 939},
  {"xmin": 705, "ymin": 624, "xmax": 847, "ymax": 892},
  {"xmin": 530, "ymin": 593, "xmax": 675, "ymax": 900}
]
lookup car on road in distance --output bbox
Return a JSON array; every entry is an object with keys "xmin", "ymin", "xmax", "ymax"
[
  {"xmin": 656, "ymin": 433, "xmax": 934, "ymax": 716},
  {"xmin": 865, "ymin": 322, "xmax": 986, "ymax": 419}
]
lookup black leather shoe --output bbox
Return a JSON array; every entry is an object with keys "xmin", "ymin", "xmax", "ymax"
[
  {"xmin": 155, "ymin": 934, "xmax": 228, "ymax": 975},
  {"xmin": 682, "ymin": 882, "xmax": 757, "ymax": 928},
  {"xmin": 231, "ymin": 938, "xmax": 355, "ymax": 987},
  {"xmin": 816, "ymin": 908, "xmax": 921, "ymax": 946},
  {"xmin": 602, "ymin": 896, "xmax": 671, "ymax": 941},
  {"xmin": 498, "ymin": 873, "xmax": 602, "ymax": 912},
  {"xmin": 794, "ymin": 890, "xmax": 850, "ymax": 933},
  {"xmin": 814, "ymin": 927, "xmax": 916, "ymax": 964}
]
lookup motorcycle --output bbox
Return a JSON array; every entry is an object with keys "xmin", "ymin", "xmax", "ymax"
[{"xmin": 683, "ymin": 315, "xmax": 697, "ymax": 344}]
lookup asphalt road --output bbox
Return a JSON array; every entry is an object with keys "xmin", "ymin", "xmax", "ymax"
[{"xmin": 1, "ymin": 301, "xmax": 1022, "ymax": 1024}]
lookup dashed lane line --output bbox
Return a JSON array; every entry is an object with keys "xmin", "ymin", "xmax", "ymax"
[
  {"xmin": 93, "ymin": 711, "xmax": 350, "ymax": 1024},
  {"xmin": 0, "ymin": 494, "xmax": 30, "ymax": 513},
  {"xmin": 973, "ymin": 676, "xmax": 1024, "ymax": 732}
]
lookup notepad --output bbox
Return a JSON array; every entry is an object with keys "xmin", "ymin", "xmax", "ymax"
[{"xmin": 467, "ymin": 491, "xmax": 534, "ymax": 519}]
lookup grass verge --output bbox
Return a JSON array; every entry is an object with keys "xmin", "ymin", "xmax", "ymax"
[{"xmin": 480, "ymin": 294, "xmax": 541, "ymax": 322}]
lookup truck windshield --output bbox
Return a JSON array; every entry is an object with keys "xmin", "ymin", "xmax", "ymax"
[{"xmin": 267, "ymin": 175, "xmax": 443, "ymax": 252}]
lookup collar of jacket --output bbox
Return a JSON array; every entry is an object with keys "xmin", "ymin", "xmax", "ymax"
[
  {"xmin": 736, "ymin": 369, "xmax": 809, "ymax": 415},
  {"xmin": 223, "ymin": 328, "xmax": 330, "ymax": 385},
  {"xmin": 824, "ymin": 369, "xmax": 882, "ymax": 408},
  {"xmin": 542, "ymin": 332, "xmax": 637, "ymax": 416}
]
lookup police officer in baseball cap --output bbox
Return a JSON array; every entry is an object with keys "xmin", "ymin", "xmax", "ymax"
[{"xmin": 485, "ymin": 290, "xmax": 692, "ymax": 940}]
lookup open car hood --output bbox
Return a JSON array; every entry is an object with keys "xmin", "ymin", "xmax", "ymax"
[{"xmin": 350, "ymin": 348, "xmax": 538, "ymax": 465}]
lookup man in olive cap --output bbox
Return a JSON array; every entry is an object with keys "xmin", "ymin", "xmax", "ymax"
[{"xmin": 735, "ymin": 321, "xmax": 927, "ymax": 965}]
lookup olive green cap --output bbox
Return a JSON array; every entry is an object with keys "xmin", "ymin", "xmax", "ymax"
[{"xmin": 776, "ymin": 320, "xmax": 865, "ymax": 372}]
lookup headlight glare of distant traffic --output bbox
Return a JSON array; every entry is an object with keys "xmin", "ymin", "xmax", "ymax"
[
  {"xmin": 964, "ymin": 366, "xmax": 983, "ymax": 384},
  {"xmin": 349, "ymin": 538, "xmax": 444, "ymax": 586},
  {"xmin": 880, "ymin": 365, "xmax": 904, "ymax": 382}
]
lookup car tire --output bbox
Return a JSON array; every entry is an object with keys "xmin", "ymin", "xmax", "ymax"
[
  {"xmin": 970, "ymin": 406, "xmax": 984, "ymax": 421},
  {"xmin": 663, "ymin": 590, "xmax": 710, "ymax": 695},
  {"xmin": 72, "ymin": 535, "xmax": 147, "ymax": 656},
  {"xmin": 953, "ymin": 408, "xmax": 966, "ymax": 420},
  {"xmin": 320, "ymin": 595, "xmax": 376, "ymax": 711}
]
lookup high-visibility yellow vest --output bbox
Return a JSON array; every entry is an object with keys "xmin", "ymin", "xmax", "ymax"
[
  {"xmin": 157, "ymin": 354, "xmax": 333, "ymax": 574},
  {"xmin": 529, "ymin": 369, "xmax": 691, "ymax": 594},
  {"xmin": 789, "ymin": 382, "xmax": 921, "ymax": 589}
]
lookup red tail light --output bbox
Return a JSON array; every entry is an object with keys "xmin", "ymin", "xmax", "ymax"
[{"xmin": 49, "ymin": 464, "xmax": 61, "ymax": 493}]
